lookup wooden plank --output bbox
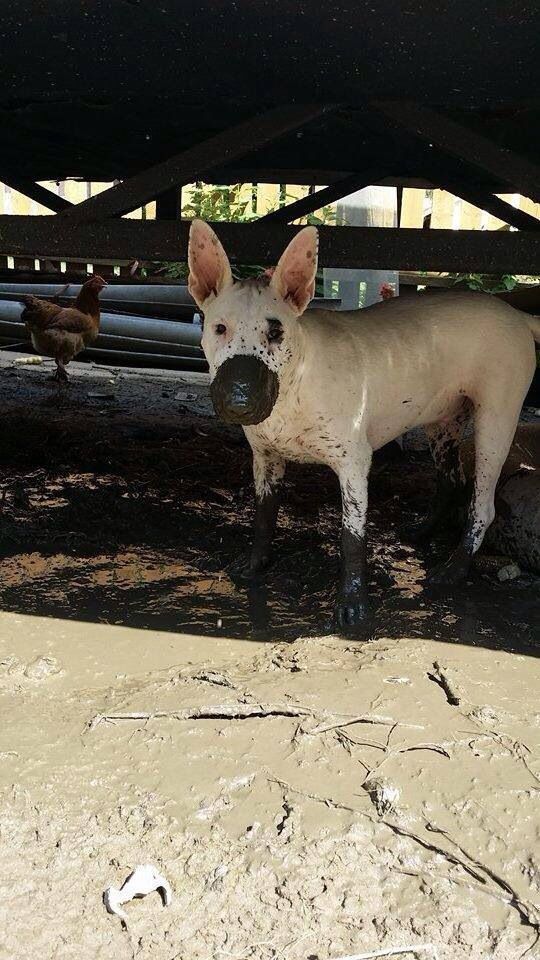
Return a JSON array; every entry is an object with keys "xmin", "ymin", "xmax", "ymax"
[
  {"xmin": 376, "ymin": 101, "xmax": 540, "ymax": 204},
  {"xmin": 259, "ymin": 171, "xmax": 383, "ymax": 223},
  {"xmin": 0, "ymin": 216, "xmax": 539, "ymax": 273},
  {"xmin": 0, "ymin": 177, "xmax": 72, "ymax": 213},
  {"xmin": 460, "ymin": 201, "xmax": 482, "ymax": 231},
  {"xmin": 256, "ymin": 184, "xmax": 280, "ymax": 215},
  {"xmin": 430, "ymin": 191, "xmax": 454, "ymax": 230},
  {"xmin": 60, "ymin": 105, "xmax": 336, "ymax": 223},
  {"xmin": 400, "ymin": 189, "xmax": 426, "ymax": 228}
]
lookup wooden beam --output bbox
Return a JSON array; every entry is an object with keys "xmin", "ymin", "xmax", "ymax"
[
  {"xmin": 417, "ymin": 154, "xmax": 540, "ymax": 230},
  {"xmin": 1, "ymin": 177, "xmax": 72, "ymax": 213},
  {"xmin": 155, "ymin": 188, "xmax": 181, "ymax": 220},
  {"xmin": 436, "ymin": 179, "xmax": 540, "ymax": 231},
  {"xmin": 258, "ymin": 170, "xmax": 384, "ymax": 223},
  {"xmin": 376, "ymin": 101, "xmax": 540, "ymax": 204},
  {"xmin": 201, "ymin": 168, "xmax": 434, "ymax": 189},
  {"xmin": 60, "ymin": 105, "xmax": 337, "ymax": 222},
  {"xmin": 0, "ymin": 216, "xmax": 539, "ymax": 273},
  {"xmin": 202, "ymin": 167, "xmax": 350, "ymax": 186}
]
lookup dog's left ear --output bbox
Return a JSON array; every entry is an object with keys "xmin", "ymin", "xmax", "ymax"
[{"xmin": 270, "ymin": 226, "xmax": 319, "ymax": 316}]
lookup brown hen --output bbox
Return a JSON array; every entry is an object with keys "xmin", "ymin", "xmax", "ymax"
[{"xmin": 20, "ymin": 275, "xmax": 107, "ymax": 382}]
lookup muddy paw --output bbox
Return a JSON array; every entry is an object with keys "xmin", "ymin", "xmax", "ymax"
[
  {"xmin": 399, "ymin": 515, "xmax": 438, "ymax": 544},
  {"xmin": 229, "ymin": 552, "xmax": 270, "ymax": 583},
  {"xmin": 425, "ymin": 547, "xmax": 472, "ymax": 591},
  {"xmin": 335, "ymin": 592, "xmax": 370, "ymax": 633}
]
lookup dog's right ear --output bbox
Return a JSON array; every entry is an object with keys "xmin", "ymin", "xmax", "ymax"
[
  {"xmin": 188, "ymin": 220, "xmax": 233, "ymax": 308},
  {"xmin": 270, "ymin": 226, "xmax": 318, "ymax": 316}
]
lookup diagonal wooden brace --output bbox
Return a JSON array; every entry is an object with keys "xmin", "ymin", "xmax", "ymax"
[{"xmin": 59, "ymin": 104, "xmax": 337, "ymax": 223}]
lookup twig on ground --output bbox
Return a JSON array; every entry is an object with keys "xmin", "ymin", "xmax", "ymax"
[
  {"xmin": 397, "ymin": 744, "xmax": 451, "ymax": 759},
  {"xmin": 307, "ymin": 716, "xmax": 425, "ymax": 736},
  {"xmin": 329, "ymin": 945, "xmax": 439, "ymax": 960},
  {"xmin": 428, "ymin": 661, "xmax": 461, "ymax": 707},
  {"xmin": 268, "ymin": 776, "xmax": 365, "ymax": 814},
  {"xmin": 425, "ymin": 823, "xmax": 540, "ymax": 930},
  {"xmin": 269, "ymin": 776, "xmax": 540, "ymax": 935},
  {"xmin": 89, "ymin": 702, "xmax": 313, "ymax": 730}
]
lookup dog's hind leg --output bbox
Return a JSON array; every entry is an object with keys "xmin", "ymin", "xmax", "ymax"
[
  {"xmin": 401, "ymin": 400, "xmax": 471, "ymax": 543},
  {"xmin": 427, "ymin": 400, "xmax": 521, "ymax": 587}
]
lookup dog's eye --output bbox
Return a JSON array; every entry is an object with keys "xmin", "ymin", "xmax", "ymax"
[
  {"xmin": 267, "ymin": 319, "xmax": 283, "ymax": 344},
  {"xmin": 215, "ymin": 323, "xmax": 227, "ymax": 335}
]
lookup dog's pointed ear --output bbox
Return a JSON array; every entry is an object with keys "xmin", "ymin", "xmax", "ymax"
[
  {"xmin": 188, "ymin": 220, "xmax": 233, "ymax": 308},
  {"xmin": 270, "ymin": 226, "xmax": 318, "ymax": 315}
]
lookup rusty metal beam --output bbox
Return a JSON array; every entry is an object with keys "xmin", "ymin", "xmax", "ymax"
[
  {"xmin": 258, "ymin": 170, "xmax": 385, "ymax": 223},
  {"xmin": 1, "ymin": 216, "xmax": 539, "ymax": 273},
  {"xmin": 60, "ymin": 105, "xmax": 337, "ymax": 223},
  {"xmin": 1, "ymin": 177, "xmax": 72, "ymax": 213},
  {"xmin": 376, "ymin": 101, "xmax": 540, "ymax": 204}
]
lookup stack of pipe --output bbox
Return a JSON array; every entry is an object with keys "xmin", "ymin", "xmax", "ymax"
[
  {"xmin": 0, "ymin": 283, "xmax": 206, "ymax": 371},
  {"xmin": 0, "ymin": 283, "xmax": 340, "ymax": 372}
]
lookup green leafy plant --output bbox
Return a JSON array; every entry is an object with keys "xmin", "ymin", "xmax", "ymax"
[
  {"xmin": 147, "ymin": 183, "xmax": 337, "ymax": 284},
  {"xmin": 450, "ymin": 272, "xmax": 518, "ymax": 294},
  {"xmin": 182, "ymin": 183, "xmax": 259, "ymax": 223}
]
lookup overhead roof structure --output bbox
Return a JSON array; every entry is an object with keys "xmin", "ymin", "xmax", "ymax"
[{"xmin": 1, "ymin": 1, "xmax": 539, "ymax": 272}]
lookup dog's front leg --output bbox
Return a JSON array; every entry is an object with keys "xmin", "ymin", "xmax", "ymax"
[
  {"xmin": 336, "ymin": 450, "xmax": 372, "ymax": 629},
  {"xmin": 232, "ymin": 449, "xmax": 286, "ymax": 581}
]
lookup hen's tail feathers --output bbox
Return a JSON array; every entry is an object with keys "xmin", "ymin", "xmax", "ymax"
[
  {"xmin": 19, "ymin": 295, "xmax": 38, "ymax": 308},
  {"xmin": 19, "ymin": 295, "xmax": 51, "ymax": 331}
]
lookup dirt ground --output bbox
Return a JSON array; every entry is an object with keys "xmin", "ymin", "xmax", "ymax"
[{"xmin": 0, "ymin": 353, "xmax": 539, "ymax": 960}]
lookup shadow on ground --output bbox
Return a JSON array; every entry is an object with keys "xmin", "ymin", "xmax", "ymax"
[{"xmin": 0, "ymin": 359, "xmax": 538, "ymax": 653}]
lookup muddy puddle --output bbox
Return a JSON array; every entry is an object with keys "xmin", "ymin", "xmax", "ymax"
[{"xmin": 0, "ymin": 356, "xmax": 539, "ymax": 960}]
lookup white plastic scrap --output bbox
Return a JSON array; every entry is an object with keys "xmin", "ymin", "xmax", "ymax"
[{"xmin": 103, "ymin": 864, "xmax": 172, "ymax": 923}]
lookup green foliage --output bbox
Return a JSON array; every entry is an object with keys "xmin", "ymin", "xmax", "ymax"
[
  {"xmin": 450, "ymin": 272, "xmax": 518, "ymax": 294},
  {"xmin": 182, "ymin": 183, "xmax": 258, "ymax": 223},
  {"xmin": 149, "ymin": 183, "xmax": 337, "ymax": 283}
]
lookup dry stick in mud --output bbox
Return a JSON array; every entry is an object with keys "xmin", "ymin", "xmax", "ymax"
[
  {"xmin": 269, "ymin": 778, "xmax": 540, "ymax": 940},
  {"xmin": 88, "ymin": 702, "xmax": 314, "ymax": 729},
  {"xmin": 427, "ymin": 661, "xmax": 462, "ymax": 706},
  {"xmin": 330, "ymin": 946, "xmax": 439, "ymax": 960},
  {"xmin": 307, "ymin": 716, "xmax": 426, "ymax": 735},
  {"xmin": 89, "ymin": 704, "xmax": 425, "ymax": 732}
]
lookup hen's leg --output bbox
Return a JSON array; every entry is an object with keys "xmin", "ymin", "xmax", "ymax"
[{"xmin": 52, "ymin": 359, "xmax": 69, "ymax": 383}]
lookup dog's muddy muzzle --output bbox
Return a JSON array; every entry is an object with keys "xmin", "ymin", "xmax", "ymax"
[{"xmin": 210, "ymin": 355, "xmax": 279, "ymax": 425}]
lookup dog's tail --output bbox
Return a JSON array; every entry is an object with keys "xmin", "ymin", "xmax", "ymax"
[{"xmin": 528, "ymin": 316, "xmax": 540, "ymax": 343}]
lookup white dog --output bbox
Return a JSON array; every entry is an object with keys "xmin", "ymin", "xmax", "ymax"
[{"xmin": 188, "ymin": 219, "xmax": 540, "ymax": 628}]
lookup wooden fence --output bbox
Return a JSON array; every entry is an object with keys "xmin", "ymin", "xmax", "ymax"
[{"xmin": 0, "ymin": 180, "xmax": 539, "ymax": 277}]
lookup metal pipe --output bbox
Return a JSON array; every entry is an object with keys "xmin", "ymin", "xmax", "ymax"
[
  {"xmin": 0, "ymin": 282, "xmax": 196, "ymax": 304},
  {"xmin": 94, "ymin": 333, "xmax": 203, "ymax": 358},
  {"xmin": 0, "ymin": 283, "xmax": 340, "ymax": 318},
  {"xmin": 0, "ymin": 324, "xmax": 204, "ymax": 360},
  {"xmin": 81, "ymin": 347, "xmax": 207, "ymax": 372},
  {"xmin": 0, "ymin": 284, "xmax": 197, "ymax": 321},
  {"xmin": 0, "ymin": 300, "xmax": 202, "ymax": 347}
]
